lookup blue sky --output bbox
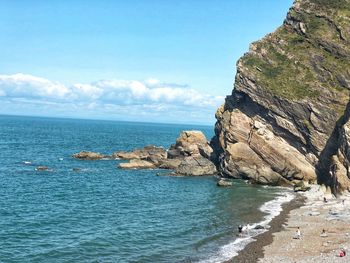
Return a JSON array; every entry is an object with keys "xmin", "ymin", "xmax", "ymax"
[{"xmin": 0, "ymin": 0, "xmax": 293, "ymax": 124}]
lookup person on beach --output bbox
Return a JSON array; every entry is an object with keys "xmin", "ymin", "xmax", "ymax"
[
  {"xmin": 238, "ymin": 224, "xmax": 248, "ymax": 237},
  {"xmin": 320, "ymin": 229, "xmax": 328, "ymax": 237},
  {"xmin": 238, "ymin": 225, "xmax": 243, "ymax": 236},
  {"xmin": 339, "ymin": 249, "xmax": 346, "ymax": 257},
  {"xmin": 293, "ymin": 227, "xmax": 301, "ymax": 239}
]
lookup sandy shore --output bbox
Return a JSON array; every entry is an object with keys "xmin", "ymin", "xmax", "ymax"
[
  {"xmin": 258, "ymin": 186, "xmax": 350, "ymax": 262},
  {"xmin": 228, "ymin": 185, "xmax": 350, "ymax": 263},
  {"xmin": 227, "ymin": 195, "xmax": 305, "ymax": 263}
]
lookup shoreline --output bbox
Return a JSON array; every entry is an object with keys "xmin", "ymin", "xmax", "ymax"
[
  {"xmin": 225, "ymin": 193, "xmax": 305, "ymax": 263},
  {"xmin": 225, "ymin": 185, "xmax": 350, "ymax": 263},
  {"xmin": 258, "ymin": 186, "xmax": 350, "ymax": 262}
]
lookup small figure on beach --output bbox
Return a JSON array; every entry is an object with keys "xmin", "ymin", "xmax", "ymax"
[
  {"xmin": 238, "ymin": 225, "xmax": 243, "ymax": 236},
  {"xmin": 339, "ymin": 249, "xmax": 346, "ymax": 257},
  {"xmin": 237, "ymin": 224, "xmax": 248, "ymax": 237},
  {"xmin": 323, "ymin": 197, "xmax": 328, "ymax": 203},
  {"xmin": 342, "ymin": 199, "xmax": 345, "ymax": 205},
  {"xmin": 293, "ymin": 227, "xmax": 301, "ymax": 239},
  {"xmin": 320, "ymin": 229, "xmax": 328, "ymax": 237}
]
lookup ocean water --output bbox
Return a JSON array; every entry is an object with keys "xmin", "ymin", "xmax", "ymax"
[{"xmin": 0, "ymin": 115, "xmax": 293, "ymax": 263}]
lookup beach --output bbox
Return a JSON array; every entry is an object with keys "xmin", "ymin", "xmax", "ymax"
[{"xmin": 232, "ymin": 185, "xmax": 350, "ymax": 262}]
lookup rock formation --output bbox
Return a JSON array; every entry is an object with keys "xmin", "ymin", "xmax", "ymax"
[
  {"xmin": 116, "ymin": 131, "xmax": 217, "ymax": 176},
  {"xmin": 213, "ymin": 0, "xmax": 350, "ymax": 191},
  {"xmin": 73, "ymin": 131, "xmax": 217, "ymax": 176},
  {"xmin": 73, "ymin": 151, "xmax": 108, "ymax": 160}
]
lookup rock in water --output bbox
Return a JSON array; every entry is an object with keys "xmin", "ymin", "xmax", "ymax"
[
  {"xmin": 112, "ymin": 145, "xmax": 167, "ymax": 162},
  {"xmin": 73, "ymin": 151, "xmax": 107, "ymax": 160},
  {"xmin": 115, "ymin": 131, "xmax": 217, "ymax": 176},
  {"xmin": 35, "ymin": 166, "xmax": 50, "ymax": 171},
  {"xmin": 217, "ymin": 179, "xmax": 233, "ymax": 187},
  {"xmin": 212, "ymin": 0, "xmax": 350, "ymax": 191},
  {"xmin": 118, "ymin": 159, "xmax": 156, "ymax": 169}
]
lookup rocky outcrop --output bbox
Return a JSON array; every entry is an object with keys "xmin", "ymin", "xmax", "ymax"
[
  {"xmin": 213, "ymin": 0, "xmax": 350, "ymax": 191},
  {"xmin": 168, "ymin": 131, "xmax": 214, "ymax": 160},
  {"xmin": 217, "ymin": 179, "xmax": 233, "ymax": 187},
  {"xmin": 113, "ymin": 146, "xmax": 167, "ymax": 162},
  {"xmin": 73, "ymin": 151, "xmax": 108, "ymax": 160},
  {"xmin": 119, "ymin": 159, "xmax": 156, "ymax": 169},
  {"xmin": 117, "ymin": 131, "xmax": 217, "ymax": 176},
  {"xmin": 175, "ymin": 156, "xmax": 217, "ymax": 176}
]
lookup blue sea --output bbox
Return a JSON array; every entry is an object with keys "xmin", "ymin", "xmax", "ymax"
[{"xmin": 0, "ymin": 115, "xmax": 294, "ymax": 263}]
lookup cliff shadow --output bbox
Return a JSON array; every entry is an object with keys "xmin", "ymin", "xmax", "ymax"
[{"xmin": 316, "ymin": 98, "xmax": 350, "ymax": 187}]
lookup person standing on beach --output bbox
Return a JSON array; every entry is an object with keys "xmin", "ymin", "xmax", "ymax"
[
  {"xmin": 297, "ymin": 227, "xmax": 301, "ymax": 239},
  {"xmin": 293, "ymin": 227, "xmax": 301, "ymax": 239}
]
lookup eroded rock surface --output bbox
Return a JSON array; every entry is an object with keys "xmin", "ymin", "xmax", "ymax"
[
  {"xmin": 72, "ymin": 131, "xmax": 217, "ymax": 175},
  {"xmin": 213, "ymin": 0, "xmax": 350, "ymax": 191},
  {"xmin": 73, "ymin": 151, "xmax": 108, "ymax": 160}
]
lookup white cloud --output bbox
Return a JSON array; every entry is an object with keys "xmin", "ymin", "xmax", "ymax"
[
  {"xmin": 0, "ymin": 73, "xmax": 72, "ymax": 100},
  {"xmin": 0, "ymin": 73, "xmax": 225, "ymax": 124}
]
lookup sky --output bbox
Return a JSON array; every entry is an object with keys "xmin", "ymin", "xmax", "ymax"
[{"xmin": 0, "ymin": 0, "xmax": 293, "ymax": 125}]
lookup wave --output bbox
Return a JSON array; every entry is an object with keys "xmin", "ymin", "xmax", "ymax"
[{"xmin": 199, "ymin": 189, "xmax": 295, "ymax": 263}]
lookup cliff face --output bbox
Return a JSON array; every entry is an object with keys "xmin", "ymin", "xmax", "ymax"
[{"xmin": 214, "ymin": 0, "xmax": 350, "ymax": 191}]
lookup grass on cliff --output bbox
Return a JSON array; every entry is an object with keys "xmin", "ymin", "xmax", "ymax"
[
  {"xmin": 241, "ymin": 15, "xmax": 350, "ymax": 101},
  {"xmin": 308, "ymin": 0, "xmax": 349, "ymax": 10}
]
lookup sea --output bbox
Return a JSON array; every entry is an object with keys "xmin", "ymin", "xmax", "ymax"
[{"xmin": 0, "ymin": 115, "xmax": 294, "ymax": 263}]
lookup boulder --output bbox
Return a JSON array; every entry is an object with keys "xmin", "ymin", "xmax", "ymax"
[
  {"xmin": 73, "ymin": 151, "xmax": 108, "ymax": 160},
  {"xmin": 217, "ymin": 179, "xmax": 233, "ymax": 187},
  {"xmin": 112, "ymin": 146, "xmax": 167, "ymax": 162},
  {"xmin": 294, "ymin": 181, "xmax": 311, "ymax": 192},
  {"xmin": 175, "ymin": 156, "xmax": 217, "ymax": 176},
  {"xmin": 169, "ymin": 131, "xmax": 213, "ymax": 159},
  {"xmin": 118, "ymin": 159, "xmax": 156, "ymax": 169}
]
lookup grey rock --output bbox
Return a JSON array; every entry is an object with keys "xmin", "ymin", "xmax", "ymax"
[
  {"xmin": 73, "ymin": 151, "xmax": 108, "ymax": 160},
  {"xmin": 175, "ymin": 156, "xmax": 217, "ymax": 176},
  {"xmin": 217, "ymin": 179, "xmax": 233, "ymax": 187}
]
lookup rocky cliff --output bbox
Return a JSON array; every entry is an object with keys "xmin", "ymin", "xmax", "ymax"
[{"xmin": 213, "ymin": 0, "xmax": 350, "ymax": 192}]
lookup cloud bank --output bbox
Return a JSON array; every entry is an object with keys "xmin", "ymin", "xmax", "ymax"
[{"xmin": 0, "ymin": 73, "xmax": 224, "ymax": 124}]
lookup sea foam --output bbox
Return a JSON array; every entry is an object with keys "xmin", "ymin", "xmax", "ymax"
[{"xmin": 200, "ymin": 189, "xmax": 295, "ymax": 263}]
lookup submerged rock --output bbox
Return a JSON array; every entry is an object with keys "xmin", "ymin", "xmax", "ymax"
[
  {"xmin": 73, "ymin": 151, "xmax": 108, "ymax": 160},
  {"xmin": 35, "ymin": 166, "xmax": 50, "ymax": 171}
]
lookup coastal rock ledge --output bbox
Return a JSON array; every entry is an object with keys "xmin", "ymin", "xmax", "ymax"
[
  {"xmin": 212, "ymin": 0, "xmax": 350, "ymax": 192},
  {"xmin": 116, "ymin": 131, "xmax": 217, "ymax": 176},
  {"xmin": 73, "ymin": 131, "xmax": 218, "ymax": 176}
]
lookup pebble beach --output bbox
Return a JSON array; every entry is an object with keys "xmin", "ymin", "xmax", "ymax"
[
  {"xmin": 259, "ymin": 186, "xmax": 350, "ymax": 262},
  {"xmin": 229, "ymin": 185, "xmax": 350, "ymax": 263}
]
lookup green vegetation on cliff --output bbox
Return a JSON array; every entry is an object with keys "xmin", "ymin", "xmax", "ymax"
[{"xmin": 241, "ymin": 0, "xmax": 350, "ymax": 100}]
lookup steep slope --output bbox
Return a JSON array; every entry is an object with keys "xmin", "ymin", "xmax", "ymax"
[{"xmin": 214, "ymin": 0, "xmax": 350, "ymax": 191}]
